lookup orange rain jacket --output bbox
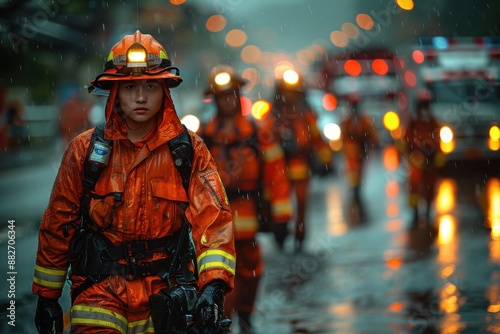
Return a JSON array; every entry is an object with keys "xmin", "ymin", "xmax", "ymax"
[
  {"xmin": 269, "ymin": 106, "xmax": 333, "ymax": 181},
  {"xmin": 340, "ymin": 113, "xmax": 379, "ymax": 187},
  {"xmin": 33, "ymin": 82, "xmax": 235, "ymax": 331},
  {"xmin": 198, "ymin": 113, "xmax": 292, "ymax": 240},
  {"xmin": 403, "ymin": 116, "xmax": 442, "ymax": 204}
]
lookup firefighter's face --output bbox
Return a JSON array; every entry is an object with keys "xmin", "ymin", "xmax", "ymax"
[
  {"xmin": 215, "ymin": 90, "xmax": 240, "ymax": 116},
  {"xmin": 117, "ymin": 79, "xmax": 163, "ymax": 126}
]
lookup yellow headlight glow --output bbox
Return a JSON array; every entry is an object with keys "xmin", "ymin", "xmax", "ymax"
[
  {"xmin": 440, "ymin": 126, "xmax": 453, "ymax": 143},
  {"xmin": 489, "ymin": 125, "xmax": 500, "ymax": 141},
  {"xmin": 383, "ymin": 111, "xmax": 400, "ymax": 131},
  {"xmin": 126, "ymin": 43, "xmax": 148, "ymax": 68},
  {"xmin": 283, "ymin": 69, "xmax": 299, "ymax": 85},
  {"xmin": 215, "ymin": 72, "xmax": 231, "ymax": 86}
]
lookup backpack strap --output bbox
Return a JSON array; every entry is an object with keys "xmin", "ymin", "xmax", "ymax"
[
  {"xmin": 79, "ymin": 121, "xmax": 113, "ymax": 230},
  {"xmin": 164, "ymin": 125, "xmax": 197, "ymax": 283},
  {"xmin": 168, "ymin": 125, "xmax": 193, "ymax": 194}
]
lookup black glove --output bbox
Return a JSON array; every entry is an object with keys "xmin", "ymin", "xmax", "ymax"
[
  {"xmin": 274, "ymin": 223, "xmax": 289, "ymax": 249},
  {"xmin": 35, "ymin": 296, "xmax": 63, "ymax": 334},
  {"xmin": 193, "ymin": 280, "xmax": 226, "ymax": 330}
]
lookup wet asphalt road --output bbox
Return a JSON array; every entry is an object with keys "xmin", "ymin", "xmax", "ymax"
[
  {"xmin": 249, "ymin": 149, "xmax": 500, "ymax": 333},
  {"xmin": 1, "ymin": 146, "xmax": 500, "ymax": 333}
]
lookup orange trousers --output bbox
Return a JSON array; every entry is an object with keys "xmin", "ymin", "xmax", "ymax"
[
  {"xmin": 70, "ymin": 275, "xmax": 166, "ymax": 333},
  {"xmin": 408, "ymin": 166, "xmax": 438, "ymax": 207},
  {"xmin": 224, "ymin": 239, "xmax": 263, "ymax": 316}
]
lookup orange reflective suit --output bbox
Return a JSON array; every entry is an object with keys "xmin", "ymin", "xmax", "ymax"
[
  {"xmin": 270, "ymin": 105, "xmax": 333, "ymax": 243},
  {"xmin": 340, "ymin": 113, "xmax": 379, "ymax": 192},
  {"xmin": 199, "ymin": 112, "xmax": 292, "ymax": 318},
  {"xmin": 404, "ymin": 116, "xmax": 442, "ymax": 213},
  {"xmin": 33, "ymin": 82, "xmax": 236, "ymax": 333}
]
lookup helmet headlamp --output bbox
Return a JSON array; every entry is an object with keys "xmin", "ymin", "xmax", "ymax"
[
  {"xmin": 283, "ymin": 69, "xmax": 299, "ymax": 85},
  {"xmin": 204, "ymin": 65, "xmax": 247, "ymax": 96},
  {"xmin": 127, "ymin": 43, "xmax": 147, "ymax": 68},
  {"xmin": 106, "ymin": 43, "xmax": 164, "ymax": 75},
  {"xmin": 215, "ymin": 72, "xmax": 232, "ymax": 87}
]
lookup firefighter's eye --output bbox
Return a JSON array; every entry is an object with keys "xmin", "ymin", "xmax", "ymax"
[{"xmin": 147, "ymin": 83, "xmax": 160, "ymax": 90}]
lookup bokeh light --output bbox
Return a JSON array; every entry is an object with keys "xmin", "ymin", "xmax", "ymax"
[
  {"xmin": 342, "ymin": 23, "xmax": 359, "ymax": 39},
  {"xmin": 344, "ymin": 60, "xmax": 362, "ymax": 76},
  {"xmin": 330, "ymin": 31, "xmax": 348, "ymax": 47},
  {"xmin": 404, "ymin": 70, "xmax": 417, "ymax": 87},
  {"xmin": 322, "ymin": 93, "xmax": 338, "ymax": 111},
  {"xmin": 356, "ymin": 13, "xmax": 374, "ymax": 30},
  {"xmin": 412, "ymin": 50, "xmax": 425, "ymax": 64},
  {"xmin": 241, "ymin": 45, "xmax": 262, "ymax": 64},
  {"xmin": 205, "ymin": 14, "xmax": 227, "ymax": 32},
  {"xmin": 251, "ymin": 100, "xmax": 271, "ymax": 120},
  {"xmin": 372, "ymin": 59, "xmax": 389, "ymax": 75},
  {"xmin": 396, "ymin": 0, "xmax": 414, "ymax": 10},
  {"xmin": 225, "ymin": 29, "xmax": 247, "ymax": 47}
]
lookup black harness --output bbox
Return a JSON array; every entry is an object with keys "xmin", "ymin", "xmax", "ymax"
[{"xmin": 69, "ymin": 122, "xmax": 195, "ymax": 303}]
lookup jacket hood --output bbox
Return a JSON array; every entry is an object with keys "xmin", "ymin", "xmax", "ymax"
[{"xmin": 103, "ymin": 81, "xmax": 184, "ymax": 149}]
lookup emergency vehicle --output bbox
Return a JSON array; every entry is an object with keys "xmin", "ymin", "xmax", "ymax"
[
  {"xmin": 397, "ymin": 37, "xmax": 500, "ymax": 161},
  {"xmin": 317, "ymin": 48, "xmax": 402, "ymax": 147}
]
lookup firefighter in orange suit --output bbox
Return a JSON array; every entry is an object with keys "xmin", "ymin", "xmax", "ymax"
[
  {"xmin": 340, "ymin": 93, "xmax": 379, "ymax": 201},
  {"xmin": 198, "ymin": 65, "xmax": 292, "ymax": 333},
  {"xmin": 32, "ymin": 31, "xmax": 235, "ymax": 333},
  {"xmin": 403, "ymin": 89, "xmax": 444, "ymax": 226},
  {"xmin": 270, "ymin": 69, "xmax": 333, "ymax": 250}
]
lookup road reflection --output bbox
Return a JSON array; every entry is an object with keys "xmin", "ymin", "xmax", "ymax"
[{"xmin": 247, "ymin": 155, "xmax": 500, "ymax": 333}]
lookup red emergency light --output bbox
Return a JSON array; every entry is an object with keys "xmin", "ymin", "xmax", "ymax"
[
  {"xmin": 344, "ymin": 60, "xmax": 362, "ymax": 76},
  {"xmin": 412, "ymin": 50, "xmax": 425, "ymax": 64},
  {"xmin": 372, "ymin": 59, "xmax": 389, "ymax": 75}
]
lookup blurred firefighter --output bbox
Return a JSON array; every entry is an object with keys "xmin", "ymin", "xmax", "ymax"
[
  {"xmin": 5, "ymin": 98, "xmax": 27, "ymax": 149},
  {"xmin": 59, "ymin": 92, "xmax": 93, "ymax": 148},
  {"xmin": 269, "ymin": 69, "xmax": 333, "ymax": 250},
  {"xmin": 33, "ymin": 31, "xmax": 235, "ymax": 333},
  {"xmin": 198, "ymin": 65, "xmax": 292, "ymax": 333},
  {"xmin": 340, "ymin": 93, "xmax": 379, "ymax": 202},
  {"xmin": 403, "ymin": 89, "xmax": 444, "ymax": 227}
]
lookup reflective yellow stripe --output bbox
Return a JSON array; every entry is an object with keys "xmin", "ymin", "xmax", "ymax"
[
  {"xmin": 234, "ymin": 217, "xmax": 259, "ymax": 232},
  {"xmin": 33, "ymin": 264, "xmax": 66, "ymax": 289},
  {"xmin": 288, "ymin": 163, "xmax": 310, "ymax": 180},
  {"xmin": 71, "ymin": 304, "xmax": 127, "ymax": 334},
  {"xmin": 263, "ymin": 143, "xmax": 284, "ymax": 162},
  {"xmin": 128, "ymin": 317, "xmax": 155, "ymax": 334},
  {"xmin": 197, "ymin": 249, "xmax": 236, "ymax": 275},
  {"xmin": 159, "ymin": 50, "xmax": 168, "ymax": 60},
  {"xmin": 272, "ymin": 199, "xmax": 293, "ymax": 217}
]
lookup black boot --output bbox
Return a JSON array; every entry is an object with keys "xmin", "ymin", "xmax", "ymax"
[
  {"xmin": 353, "ymin": 186, "xmax": 361, "ymax": 203},
  {"xmin": 411, "ymin": 207, "xmax": 419, "ymax": 228},
  {"xmin": 273, "ymin": 223, "xmax": 289, "ymax": 250},
  {"xmin": 425, "ymin": 202, "xmax": 431, "ymax": 224}
]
